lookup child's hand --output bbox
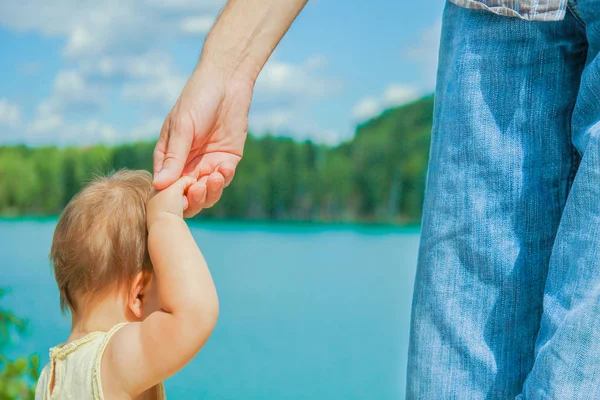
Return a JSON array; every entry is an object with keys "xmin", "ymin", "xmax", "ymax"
[{"xmin": 147, "ymin": 176, "xmax": 196, "ymax": 225}]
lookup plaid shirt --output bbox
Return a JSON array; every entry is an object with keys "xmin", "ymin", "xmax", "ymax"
[{"xmin": 450, "ymin": 0, "xmax": 567, "ymax": 21}]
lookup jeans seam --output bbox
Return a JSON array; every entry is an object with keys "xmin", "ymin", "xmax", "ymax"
[
  {"xmin": 567, "ymin": 145, "xmax": 578, "ymax": 191},
  {"xmin": 566, "ymin": 118, "xmax": 580, "ymax": 194},
  {"xmin": 567, "ymin": 0, "xmax": 585, "ymax": 28}
]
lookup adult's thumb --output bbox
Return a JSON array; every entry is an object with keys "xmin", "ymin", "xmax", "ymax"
[{"xmin": 153, "ymin": 127, "xmax": 192, "ymax": 189}]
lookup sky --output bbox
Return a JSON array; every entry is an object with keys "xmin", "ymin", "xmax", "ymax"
[{"xmin": 0, "ymin": 0, "xmax": 445, "ymax": 147}]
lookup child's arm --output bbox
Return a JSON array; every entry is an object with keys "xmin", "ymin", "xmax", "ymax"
[{"xmin": 103, "ymin": 177, "xmax": 219, "ymax": 397}]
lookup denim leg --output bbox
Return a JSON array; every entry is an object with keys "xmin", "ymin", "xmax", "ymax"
[
  {"xmin": 406, "ymin": 3, "xmax": 587, "ymax": 399},
  {"xmin": 520, "ymin": 4, "xmax": 600, "ymax": 399}
]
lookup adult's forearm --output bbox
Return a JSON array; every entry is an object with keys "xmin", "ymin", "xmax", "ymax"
[{"xmin": 200, "ymin": 0, "xmax": 308, "ymax": 83}]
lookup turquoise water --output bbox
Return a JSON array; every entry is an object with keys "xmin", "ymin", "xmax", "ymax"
[{"xmin": 0, "ymin": 219, "xmax": 419, "ymax": 399}]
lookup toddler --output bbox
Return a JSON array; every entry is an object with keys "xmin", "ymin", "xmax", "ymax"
[{"xmin": 35, "ymin": 170, "xmax": 218, "ymax": 399}]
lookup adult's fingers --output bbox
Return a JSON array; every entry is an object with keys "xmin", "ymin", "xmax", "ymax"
[
  {"xmin": 204, "ymin": 172, "xmax": 225, "ymax": 208},
  {"xmin": 218, "ymin": 161, "xmax": 237, "ymax": 188},
  {"xmin": 190, "ymin": 155, "xmax": 239, "ymax": 187},
  {"xmin": 183, "ymin": 176, "xmax": 208, "ymax": 218},
  {"xmin": 182, "ymin": 171, "xmax": 225, "ymax": 218},
  {"xmin": 153, "ymin": 115, "xmax": 193, "ymax": 190}
]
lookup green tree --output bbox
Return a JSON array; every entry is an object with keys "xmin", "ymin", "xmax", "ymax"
[
  {"xmin": 31, "ymin": 147, "xmax": 64, "ymax": 213},
  {"xmin": 0, "ymin": 289, "xmax": 39, "ymax": 400},
  {"xmin": 0, "ymin": 95, "xmax": 436, "ymax": 224},
  {"xmin": 0, "ymin": 148, "xmax": 41, "ymax": 215}
]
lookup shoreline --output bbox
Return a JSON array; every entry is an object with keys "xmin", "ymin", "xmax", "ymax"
[{"xmin": 0, "ymin": 215, "xmax": 421, "ymax": 234}]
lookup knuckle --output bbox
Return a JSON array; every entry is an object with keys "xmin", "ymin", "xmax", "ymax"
[
  {"xmin": 159, "ymin": 116, "xmax": 172, "ymax": 136},
  {"xmin": 205, "ymin": 192, "xmax": 222, "ymax": 208},
  {"xmin": 170, "ymin": 113, "xmax": 194, "ymax": 137},
  {"xmin": 209, "ymin": 179, "xmax": 224, "ymax": 193}
]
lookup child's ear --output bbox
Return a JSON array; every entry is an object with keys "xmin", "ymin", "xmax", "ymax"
[{"xmin": 128, "ymin": 271, "xmax": 145, "ymax": 320}]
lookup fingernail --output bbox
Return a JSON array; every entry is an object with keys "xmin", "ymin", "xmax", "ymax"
[{"xmin": 192, "ymin": 186, "xmax": 205, "ymax": 202}]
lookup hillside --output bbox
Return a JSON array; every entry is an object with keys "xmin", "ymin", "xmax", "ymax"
[{"xmin": 0, "ymin": 95, "xmax": 435, "ymax": 224}]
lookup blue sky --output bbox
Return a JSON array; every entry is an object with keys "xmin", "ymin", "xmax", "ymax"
[{"xmin": 0, "ymin": 0, "xmax": 444, "ymax": 146}]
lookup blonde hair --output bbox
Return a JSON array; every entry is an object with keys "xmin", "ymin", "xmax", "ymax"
[{"xmin": 50, "ymin": 170, "xmax": 155, "ymax": 313}]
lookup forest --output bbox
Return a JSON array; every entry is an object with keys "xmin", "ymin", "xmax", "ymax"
[{"xmin": 0, "ymin": 96, "xmax": 434, "ymax": 224}]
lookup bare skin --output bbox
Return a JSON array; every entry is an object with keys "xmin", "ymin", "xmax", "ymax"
[
  {"xmin": 153, "ymin": 0, "xmax": 308, "ymax": 217},
  {"xmin": 54, "ymin": 178, "xmax": 218, "ymax": 399}
]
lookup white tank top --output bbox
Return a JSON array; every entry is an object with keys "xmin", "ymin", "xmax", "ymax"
[{"xmin": 35, "ymin": 323, "xmax": 166, "ymax": 400}]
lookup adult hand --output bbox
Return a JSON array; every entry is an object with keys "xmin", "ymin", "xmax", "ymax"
[
  {"xmin": 152, "ymin": 0, "xmax": 307, "ymax": 218},
  {"xmin": 153, "ymin": 66, "xmax": 253, "ymax": 218}
]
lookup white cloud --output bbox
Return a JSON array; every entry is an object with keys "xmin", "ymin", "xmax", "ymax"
[
  {"xmin": 121, "ymin": 72, "xmax": 186, "ymax": 108},
  {"xmin": 383, "ymin": 84, "xmax": 419, "ymax": 107},
  {"xmin": 180, "ymin": 16, "xmax": 215, "ymax": 35},
  {"xmin": 23, "ymin": 113, "xmax": 160, "ymax": 146},
  {"xmin": 249, "ymin": 109, "xmax": 295, "ymax": 134},
  {"xmin": 38, "ymin": 69, "xmax": 104, "ymax": 116},
  {"xmin": 130, "ymin": 118, "xmax": 163, "ymax": 141},
  {"xmin": 249, "ymin": 56, "xmax": 343, "ymax": 143},
  {"xmin": 406, "ymin": 20, "xmax": 442, "ymax": 89},
  {"xmin": 28, "ymin": 111, "xmax": 63, "ymax": 135},
  {"xmin": 351, "ymin": 83, "xmax": 420, "ymax": 122},
  {"xmin": 0, "ymin": 0, "xmax": 227, "ymax": 146},
  {"xmin": 80, "ymin": 52, "xmax": 187, "ymax": 110},
  {"xmin": 288, "ymin": 126, "xmax": 345, "ymax": 146},
  {"xmin": 352, "ymin": 19, "xmax": 443, "ymax": 131},
  {"xmin": 23, "ymin": 68, "xmax": 113, "ymax": 144},
  {"xmin": 0, "ymin": 100, "xmax": 21, "ymax": 128},
  {"xmin": 254, "ymin": 57, "xmax": 341, "ymax": 104},
  {"xmin": 19, "ymin": 114, "xmax": 117, "ymax": 146},
  {"xmin": 0, "ymin": 2, "xmax": 349, "ymax": 146},
  {"xmin": 64, "ymin": 25, "xmax": 97, "ymax": 59},
  {"xmin": 18, "ymin": 51, "xmax": 183, "ymax": 144},
  {"xmin": 54, "ymin": 70, "xmax": 101, "ymax": 104},
  {"xmin": 82, "ymin": 53, "xmax": 172, "ymax": 79},
  {"xmin": 12, "ymin": 113, "xmax": 162, "ymax": 146},
  {"xmin": 317, "ymin": 129, "xmax": 346, "ymax": 145},
  {"xmin": 81, "ymin": 120, "xmax": 119, "ymax": 143},
  {"xmin": 305, "ymin": 55, "xmax": 328, "ymax": 69},
  {"xmin": 249, "ymin": 109, "xmax": 345, "ymax": 145},
  {"xmin": 0, "ymin": 0, "xmax": 225, "ymax": 62},
  {"xmin": 351, "ymin": 97, "xmax": 380, "ymax": 122},
  {"xmin": 147, "ymin": 0, "xmax": 225, "ymax": 11}
]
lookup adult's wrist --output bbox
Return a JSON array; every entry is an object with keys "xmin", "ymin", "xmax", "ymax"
[{"xmin": 197, "ymin": 34, "xmax": 263, "ymax": 87}]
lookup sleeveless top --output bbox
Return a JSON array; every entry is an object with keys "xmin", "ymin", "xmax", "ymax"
[{"xmin": 35, "ymin": 323, "xmax": 166, "ymax": 400}]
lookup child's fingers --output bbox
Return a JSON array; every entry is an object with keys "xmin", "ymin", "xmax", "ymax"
[
  {"xmin": 169, "ymin": 176, "xmax": 197, "ymax": 195},
  {"xmin": 172, "ymin": 176, "xmax": 195, "ymax": 213}
]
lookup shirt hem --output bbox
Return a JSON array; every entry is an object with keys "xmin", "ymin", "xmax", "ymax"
[{"xmin": 449, "ymin": 0, "xmax": 566, "ymax": 21}]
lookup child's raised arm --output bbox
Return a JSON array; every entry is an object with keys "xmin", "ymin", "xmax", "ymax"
[{"xmin": 103, "ymin": 176, "xmax": 219, "ymax": 397}]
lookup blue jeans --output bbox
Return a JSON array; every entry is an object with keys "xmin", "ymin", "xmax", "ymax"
[{"xmin": 407, "ymin": 1, "xmax": 600, "ymax": 398}]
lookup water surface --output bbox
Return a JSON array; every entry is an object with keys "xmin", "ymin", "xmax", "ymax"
[{"xmin": 1, "ymin": 219, "xmax": 419, "ymax": 399}]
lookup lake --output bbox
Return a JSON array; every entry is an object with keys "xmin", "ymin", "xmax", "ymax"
[{"xmin": 0, "ymin": 219, "xmax": 419, "ymax": 399}]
